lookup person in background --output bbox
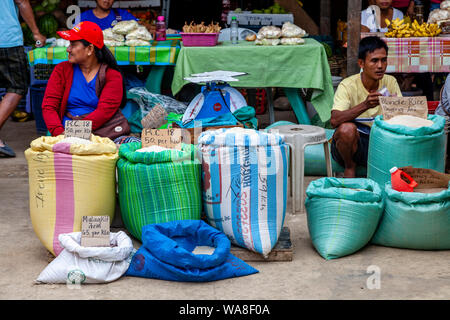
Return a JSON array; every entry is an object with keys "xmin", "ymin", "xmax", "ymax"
[
  {"xmin": 391, "ymin": 0, "xmax": 416, "ymax": 16},
  {"xmin": 0, "ymin": 0, "xmax": 46, "ymax": 157},
  {"xmin": 42, "ymin": 21, "xmax": 128, "ymax": 139},
  {"xmin": 330, "ymin": 36, "xmax": 402, "ymax": 178},
  {"xmin": 434, "ymin": 74, "xmax": 450, "ymax": 172},
  {"xmin": 430, "ymin": 0, "xmax": 443, "ymax": 11},
  {"xmin": 80, "ymin": 0, "xmax": 138, "ymax": 30},
  {"xmin": 361, "ymin": 0, "xmax": 404, "ymax": 33}
]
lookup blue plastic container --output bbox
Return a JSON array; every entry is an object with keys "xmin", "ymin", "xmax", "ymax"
[{"xmin": 30, "ymin": 85, "xmax": 47, "ymax": 134}]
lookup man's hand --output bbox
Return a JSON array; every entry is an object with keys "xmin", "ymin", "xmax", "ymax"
[
  {"xmin": 33, "ymin": 32, "xmax": 46, "ymax": 47},
  {"xmin": 363, "ymin": 91, "xmax": 382, "ymax": 109}
]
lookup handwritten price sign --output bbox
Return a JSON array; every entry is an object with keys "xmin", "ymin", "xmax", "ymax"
[
  {"xmin": 64, "ymin": 120, "xmax": 92, "ymax": 140},
  {"xmin": 379, "ymin": 96, "xmax": 428, "ymax": 121},
  {"xmin": 141, "ymin": 128, "xmax": 188, "ymax": 150}
]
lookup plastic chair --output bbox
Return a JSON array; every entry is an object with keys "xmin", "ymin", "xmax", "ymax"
[{"xmin": 268, "ymin": 124, "xmax": 333, "ymax": 214}]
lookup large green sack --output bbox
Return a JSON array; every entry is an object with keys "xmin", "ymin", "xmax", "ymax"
[
  {"xmin": 367, "ymin": 115, "xmax": 446, "ymax": 187},
  {"xmin": 305, "ymin": 178, "xmax": 384, "ymax": 260},
  {"xmin": 372, "ymin": 182, "xmax": 450, "ymax": 250},
  {"xmin": 117, "ymin": 142, "xmax": 202, "ymax": 240}
]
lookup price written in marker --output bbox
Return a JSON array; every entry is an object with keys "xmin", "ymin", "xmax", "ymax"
[
  {"xmin": 379, "ymin": 96, "xmax": 428, "ymax": 121},
  {"xmin": 141, "ymin": 128, "xmax": 188, "ymax": 150},
  {"xmin": 65, "ymin": 120, "xmax": 92, "ymax": 140},
  {"xmin": 81, "ymin": 216, "xmax": 110, "ymax": 247}
]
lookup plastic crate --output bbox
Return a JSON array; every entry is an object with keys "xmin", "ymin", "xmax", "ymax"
[
  {"xmin": 30, "ymin": 85, "xmax": 48, "ymax": 134},
  {"xmin": 32, "ymin": 64, "xmax": 55, "ymax": 82},
  {"xmin": 239, "ymin": 88, "xmax": 267, "ymax": 115},
  {"xmin": 180, "ymin": 33, "xmax": 219, "ymax": 47}
]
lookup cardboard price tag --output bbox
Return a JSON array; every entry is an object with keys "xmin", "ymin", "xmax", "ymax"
[
  {"xmin": 141, "ymin": 128, "xmax": 187, "ymax": 150},
  {"xmin": 64, "ymin": 120, "xmax": 92, "ymax": 140},
  {"xmin": 379, "ymin": 96, "xmax": 428, "ymax": 121},
  {"xmin": 400, "ymin": 166, "xmax": 450, "ymax": 191},
  {"xmin": 81, "ymin": 216, "xmax": 110, "ymax": 247},
  {"xmin": 141, "ymin": 104, "xmax": 168, "ymax": 129}
]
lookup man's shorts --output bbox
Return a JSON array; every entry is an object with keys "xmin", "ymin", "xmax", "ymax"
[
  {"xmin": 331, "ymin": 131, "xmax": 370, "ymax": 168},
  {"xmin": 0, "ymin": 46, "xmax": 30, "ymax": 97}
]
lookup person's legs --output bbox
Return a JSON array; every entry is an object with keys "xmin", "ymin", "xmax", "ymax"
[{"xmin": 332, "ymin": 122, "xmax": 360, "ymax": 178}]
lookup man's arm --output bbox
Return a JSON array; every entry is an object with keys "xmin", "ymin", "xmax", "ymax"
[
  {"xmin": 14, "ymin": 0, "xmax": 46, "ymax": 47},
  {"xmin": 330, "ymin": 91, "xmax": 381, "ymax": 128}
]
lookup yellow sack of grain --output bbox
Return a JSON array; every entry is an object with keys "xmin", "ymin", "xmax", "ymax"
[{"xmin": 25, "ymin": 135, "xmax": 118, "ymax": 256}]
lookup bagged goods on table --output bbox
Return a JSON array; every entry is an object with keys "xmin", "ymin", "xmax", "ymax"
[
  {"xmin": 198, "ymin": 128, "xmax": 289, "ymax": 258},
  {"xmin": 126, "ymin": 220, "xmax": 258, "ymax": 282},
  {"xmin": 305, "ymin": 178, "xmax": 384, "ymax": 260},
  {"xmin": 372, "ymin": 182, "xmax": 450, "ymax": 250},
  {"xmin": 441, "ymin": 0, "xmax": 450, "ymax": 10},
  {"xmin": 428, "ymin": 9, "xmax": 450, "ymax": 24},
  {"xmin": 126, "ymin": 25, "xmax": 153, "ymax": 41},
  {"xmin": 281, "ymin": 22, "xmax": 307, "ymax": 38},
  {"xmin": 25, "ymin": 135, "xmax": 118, "ymax": 256},
  {"xmin": 36, "ymin": 231, "xmax": 134, "ymax": 284},
  {"xmin": 103, "ymin": 28, "xmax": 125, "ymax": 42},
  {"xmin": 104, "ymin": 40, "xmax": 125, "ymax": 47},
  {"xmin": 255, "ymin": 38, "xmax": 281, "ymax": 46},
  {"xmin": 125, "ymin": 39, "xmax": 151, "ymax": 47},
  {"xmin": 280, "ymin": 38, "xmax": 305, "ymax": 45},
  {"xmin": 257, "ymin": 26, "xmax": 282, "ymax": 39},
  {"xmin": 117, "ymin": 142, "xmax": 202, "ymax": 240},
  {"xmin": 367, "ymin": 115, "xmax": 447, "ymax": 187},
  {"xmin": 112, "ymin": 20, "xmax": 139, "ymax": 35}
]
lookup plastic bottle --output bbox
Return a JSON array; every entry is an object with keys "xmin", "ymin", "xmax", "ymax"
[
  {"xmin": 156, "ymin": 16, "xmax": 166, "ymax": 41},
  {"xmin": 230, "ymin": 16, "xmax": 238, "ymax": 44},
  {"xmin": 390, "ymin": 167, "xmax": 418, "ymax": 192}
]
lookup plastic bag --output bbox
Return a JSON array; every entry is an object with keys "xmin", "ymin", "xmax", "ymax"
[
  {"xmin": 104, "ymin": 40, "xmax": 125, "ymax": 47},
  {"xmin": 281, "ymin": 37, "xmax": 305, "ymax": 45},
  {"xmin": 36, "ymin": 231, "xmax": 135, "ymax": 284},
  {"xmin": 125, "ymin": 39, "xmax": 151, "ymax": 47},
  {"xmin": 428, "ymin": 9, "xmax": 450, "ymax": 23},
  {"xmin": 281, "ymin": 22, "xmax": 307, "ymax": 38},
  {"xmin": 255, "ymin": 38, "xmax": 280, "ymax": 46},
  {"xmin": 125, "ymin": 220, "xmax": 259, "ymax": 282},
  {"xmin": 127, "ymin": 87, "xmax": 188, "ymax": 118},
  {"xmin": 257, "ymin": 26, "xmax": 282, "ymax": 39},
  {"xmin": 441, "ymin": 0, "xmax": 450, "ymax": 10},
  {"xmin": 103, "ymin": 28, "xmax": 125, "ymax": 42},
  {"xmin": 126, "ymin": 25, "xmax": 153, "ymax": 41},
  {"xmin": 112, "ymin": 20, "xmax": 139, "ymax": 35}
]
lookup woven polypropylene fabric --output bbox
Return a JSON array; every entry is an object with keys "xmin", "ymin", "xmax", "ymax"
[
  {"xmin": 117, "ymin": 142, "xmax": 202, "ymax": 240},
  {"xmin": 371, "ymin": 182, "xmax": 450, "ymax": 250},
  {"xmin": 367, "ymin": 115, "xmax": 446, "ymax": 187},
  {"xmin": 305, "ymin": 178, "xmax": 384, "ymax": 260}
]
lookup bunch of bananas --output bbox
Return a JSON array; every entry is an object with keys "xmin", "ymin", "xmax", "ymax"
[{"xmin": 384, "ymin": 18, "xmax": 442, "ymax": 38}]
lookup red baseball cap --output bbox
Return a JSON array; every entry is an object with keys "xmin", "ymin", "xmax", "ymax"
[{"xmin": 57, "ymin": 21, "xmax": 104, "ymax": 49}]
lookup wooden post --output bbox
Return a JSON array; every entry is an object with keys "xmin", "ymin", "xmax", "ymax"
[
  {"xmin": 347, "ymin": 0, "xmax": 362, "ymax": 76},
  {"xmin": 320, "ymin": 0, "xmax": 331, "ymax": 36}
]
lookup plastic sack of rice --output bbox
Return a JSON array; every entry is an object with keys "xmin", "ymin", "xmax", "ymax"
[
  {"xmin": 197, "ymin": 128, "xmax": 289, "ymax": 258},
  {"xmin": 36, "ymin": 231, "xmax": 135, "ymax": 284},
  {"xmin": 117, "ymin": 142, "xmax": 202, "ymax": 241},
  {"xmin": 305, "ymin": 178, "xmax": 384, "ymax": 260},
  {"xmin": 372, "ymin": 169, "xmax": 450, "ymax": 250},
  {"xmin": 367, "ymin": 114, "xmax": 447, "ymax": 187},
  {"xmin": 25, "ymin": 135, "xmax": 119, "ymax": 256}
]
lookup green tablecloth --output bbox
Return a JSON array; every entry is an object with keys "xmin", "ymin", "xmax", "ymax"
[
  {"xmin": 27, "ymin": 40, "xmax": 181, "ymax": 66},
  {"xmin": 171, "ymin": 39, "xmax": 334, "ymax": 122}
]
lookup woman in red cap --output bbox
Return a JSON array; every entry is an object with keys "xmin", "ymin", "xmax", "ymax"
[{"xmin": 42, "ymin": 21, "xmax": 130, "ymax": 140}]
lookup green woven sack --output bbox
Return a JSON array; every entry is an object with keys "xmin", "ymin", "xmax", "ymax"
[
  {"xmin": 372, "ymin": 182, "xmax": 450, "ymax": 250},
  {"xmin": 305, "ymin": 178, "xmax": 384, "ymax": 260},
  {"xmin": 367, "ymin": 115, "xmax": 446, "ymax": 187},
  {"xmin": 117, "ymin": 142, "xmax": 202, "ymax": 240}
]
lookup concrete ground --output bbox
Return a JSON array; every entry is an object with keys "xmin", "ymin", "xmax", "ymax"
[{"xmin": 1, "ymin": 117, "xmax": 449, "ymax": 301}]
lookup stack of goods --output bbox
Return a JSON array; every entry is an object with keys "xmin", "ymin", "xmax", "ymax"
[
  {"xmin": 367, "ymin": 114, "xmax": 447, "ymax": 187},
  {"xmin": 197, "ymin": 128, "xmax": 289, "ymax": 258},
  {"xmin": 305, "ymin": 178, "xmax": 384, "ymax": 260},
  {"xmin": 116, "ymin": 142, "xmax": 202, "ymax": 240},
  {"xmin": 384, "ymin": 18, "xmax": 441, "ymax": 38},
  {"xmin": 25, "ymin": 135, "xmax": 119, "ymax": 256},
  {"xmin": 428, "ymin": 0, "xmax": 450, "ymax": 33},
  {"xmin": 255, "ymin": 22, "xmax": 306, "ymax": 46},
  {"xmin": 104, "ymin": 20, "xmax": 152, "ymax": 47},
  {"xmin": 182, "ymin": 21, "xmax": 221, "ymax": 33},
  {"xmin": 181, "ymin": 22, "xmax": 222, "ymax": 47}
]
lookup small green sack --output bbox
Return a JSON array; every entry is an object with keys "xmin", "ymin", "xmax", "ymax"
[
  {"xmin": 305, "ymin": 178, "xmax": 384, "ymax": 260},
  {"xmin": 117, "ymin": 142, "xmax": 202, "ymax": 240},
  {"xmin": 372, "ymin": 182, "xmax": 450, "ymax": 250}
]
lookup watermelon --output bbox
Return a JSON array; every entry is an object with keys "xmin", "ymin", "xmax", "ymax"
[
  {"xmin": 22, "ymin": 24, "xmax": 35, "ymax": 46},
  {"xmin": 38, "ymin": 14, "xmax": 59, "ymax": 38}
]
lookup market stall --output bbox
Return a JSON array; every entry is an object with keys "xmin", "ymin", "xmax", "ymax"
[
  {"xmin": 171, "ymin": 38, "xmax": 334, "ymax": 125},
  {"xmin": 27, "ymin": 40, "xmax": 181, "ymax": 94}
]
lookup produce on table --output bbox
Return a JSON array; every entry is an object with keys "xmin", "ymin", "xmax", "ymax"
[
  {"xmin": 384, "ymin": 18, "xmax": 441, "ymax": 38},
  {"xmin": 252, "ymin": 3, "xmax": 288, "ymax": 14},
  {"xmin": 182, "ymin": 21, "xmax": 221, "ymax": 33},
  {"xmin": 255, "ymin": 22, "xmax": 306, "ymax": 46},
  {"xmin": 105, "ymin": 21, "xmax": 152, "ymax": 46},
  {"xmin": 113, "ymin": 20, "xmax": 140, "ymax": 35},
  {"xmin": 126, "ymin": 25, "xmax": 153, "ymax": 41},
  {"xmin": 281, "ymin": 22, "xmax": 306, "ymax": 38}
]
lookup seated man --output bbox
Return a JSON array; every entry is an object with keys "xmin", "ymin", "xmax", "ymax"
[
  {"xmin": 330, "ymin": 36, "xmax": 402, "ymax": 178},
  {"xmin": 80, "ymin": 0, "xmax": 138, "ymax": 30},
  {"xmin": 435, "ymin": 74, "xmax": 450, "ymax": 171}
]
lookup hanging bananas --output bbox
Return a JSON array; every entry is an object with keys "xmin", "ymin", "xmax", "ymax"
[{"xmin": 384, "ymin": 18, "xmax": 442, "ymax": 38}]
